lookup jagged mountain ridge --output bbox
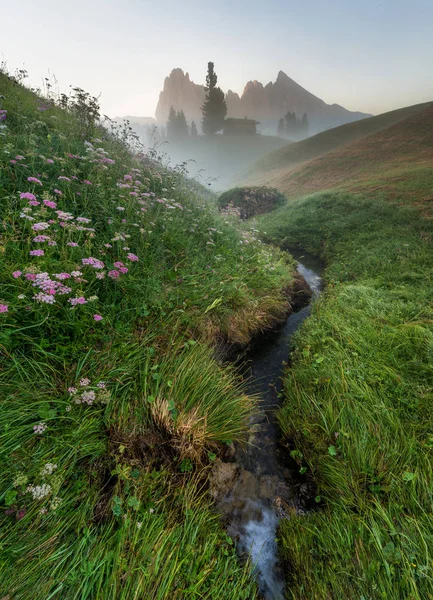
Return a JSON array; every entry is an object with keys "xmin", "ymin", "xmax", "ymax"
[{"xmin": 155, "ymin": 68, "xmax": 371, "ymax": 135}]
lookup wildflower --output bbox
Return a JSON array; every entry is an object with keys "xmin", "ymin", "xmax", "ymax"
[
  {"xmin": 12, "ymin": 271, "xmax": 22, "ymax": 278},
  {"xmin": 127, "ymin": 253, "xmax": 139, "ymax": 262},
  {"xmin": 13, "ymin": 473, "xmax": 28, "ymax": 487},
  {"xmin": 46, "ymin": 158, "xmax": 54, "ymax": 164},
  {"xmin": 104, "ymin": 243, "xmax": 112, "ymax": 248},
  {"xmin": 116, "ymin": 206, "xmax": 125, "ymax": 211},
  {"xmin": 0, "ymin": 109, "xmax": 7, "ymax": 121},
  {"xmin": 20, "ymin": 192, "xmax": 37, "ymax": 201},
  {"xmin": 54, "ymin": 272, "xmax": 71, "ymax": 280},
  {"xmin": 30, "ymin": 250, "xmax": 44, "ymax": 257},
  {"xmin": 113, "ymin": 261, "xmax": 124, "ymax": 268},
  {"xmin": 76, "ymin": 217, "xmax": 91, "ymax": 224},
  {"xmin": 119, "ymin": 267, "xmax": 128, "ymax": 274},
  {"xmin": 33, "ymin": 292, "xmax": 55, "ymax": 304},
  {"xmin": 53, "ymin": 189, "xmax": 62, "ymax": 195},
  {"xmin": 58, "ymin": 176, "xmax": 71, "ymax": 182},
  {"xmin": 137, "ymin": 522, "xmax": 142, "ymax": 529},
  {"xmin": 25, "ymin": 273, "xmax": 36, "ymax": 281},
  {"xmin": 80, "ymin": 378, "xmax": 91, "ymax": 386},
  {"xmin": 33, "ymin": 235, "xmax": 50, "ymax": 242},
  {"xmin": 68, "ymin": 387, "xmax": 78, "ymax": 395},
  {"xmin": 50, "ymin": 496, "xmax": 62, "ymax": 510},
  {"xmin": 82, "ymin": 257, "xmax": 104, "ymax": 269},
  {"xmin": 97, "ymin": 381, "xmax": 106, "ymax": 389},
  {"xmin": 81, "ymin": 390, "xmax": 95, "ymax": 404},
  {"xmin": 93, "ymin": 314, "xmax": 103, "ymax": 321},
  {"xmin": 43, "ymin": 200, "xmax": 57, "ymax": 209},
  {"xmin": 33, "ymin": 422, "xmax": 47, "ymax": 434},
  {"xmin": 67, "ymin": 242, "xmax": 79, "ymax": 247},
  {"xmin": 27, "ymin": 483, "xmax": 51, "ymax": 499},
  {"xmin": 71, "ymin": 271, "xmax": 82, "ymax": 278},
  {"xmin": 32, "ymin": 222, "xmax": 50, "ymax": 231},
  {"xmin": 69, "ymin": 296, "xmax": 87, "ymax": 306},
  {"xmin": 108, "ymin": 270, "xmax": 120, "ymax": 279},
  {"xmin": 41, "ymin": 463, "xmax": 57, "ymax": 477},
  {"xmin": 88, "ymin": 296, "xmax": 98, "ymax": 301},
  {"xmin": 27, "ymin": 177, "xmax": 42, "ymax": 186},
  {"xmin": 83, "ymin": 180, "xmax": 92, "ymax": 185},
  {"xmin": 0, "ymin": 303, "xmax": 8, "ymax": 313},
  {"xmin": 48, "ymin": 240, "xmax": 57, "ymax": 247},
  {"xmin": 95, "ymin": 272, "xmax": 105, "ymax": 279},
  {"xmin": 18, "ymin": 294, "xmax": 26, "ymax": 299}
]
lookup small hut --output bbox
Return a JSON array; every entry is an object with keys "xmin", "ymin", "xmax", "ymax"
[{"xmin": 222, "ymin": 117, "xmax": 259, "ymax": 135}]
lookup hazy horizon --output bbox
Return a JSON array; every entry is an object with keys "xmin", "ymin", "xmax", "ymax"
[{"xmin": 3, "ymin": 0, "xmax": 433, "ymax": 120}]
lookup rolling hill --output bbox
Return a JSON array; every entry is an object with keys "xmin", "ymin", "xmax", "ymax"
[{"xmin": 239, "ymin": 101, "xmax": 433, "ymax": 205}]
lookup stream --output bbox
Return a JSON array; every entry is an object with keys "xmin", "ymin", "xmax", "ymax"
[{"xmin": 214, "ymin": 252, "xmax": 324, "ymax": 599}]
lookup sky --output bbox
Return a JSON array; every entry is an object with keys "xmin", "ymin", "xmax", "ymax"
[{"xmin": 2, "ymin": 0, "xmax": 433, "ymax": 119}]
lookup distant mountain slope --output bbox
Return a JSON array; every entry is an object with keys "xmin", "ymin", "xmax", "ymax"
[
  {"xmin": 239, "ymin": 101, "xmax": 433, "ymax": 204},
  {"xmin": 155, "ymin": 68, "xmax": 371, "ymax": 135}
]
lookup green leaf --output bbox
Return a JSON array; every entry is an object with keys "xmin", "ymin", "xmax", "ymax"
[
  {"xmin": 402, "ymin": 471, "xmax": 415, "ymax": 482},
  {"xmin": 127, "ymin": 496, "xmax": 140, "ymax": 511},
  {"xmin": 207, "ymin": 452, "xmax": 217, "ymax": 462},
  {"xmin": 180, "ymin": 458, "xmax": 193, "ymax": 473},
  {"xmin": 328, "ymin": 445, "xmax": 338, "ymax": 456},
  {"xmin": 146, "ymin": 395, "xmax": 155, "ymax": 404},
  {"xmin": 383, "ymin": 541, "xmax": 402, "ymax": 564},
  {"xmin": 4, "ymin": 490, "xmax": 17, "ymax": 506},
  {"xmin": 299, "ymin": 466, "xmax": 308, "ymax": 475}
]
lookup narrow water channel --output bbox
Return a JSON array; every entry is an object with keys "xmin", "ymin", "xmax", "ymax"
[{"xmin": 215, "ymin": 252, "xmax": 324, "ymax": 599}]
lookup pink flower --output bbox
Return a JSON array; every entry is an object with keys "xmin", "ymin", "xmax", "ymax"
[
  {"xmin": 119, "ymin": 267, "xmax": 128, "ymax": 274},
  {"xmin": 30, "ymin": 249, "xmax": 44, "ymax": 256},
  {"xmin": 32, "ymin": 222, "xmax": 50, "ymax": 231},
  {"xmin": 15, "ymin": 155, "xmax": 25, "ymax": 161},
  {"xmin": 29, "ymin": 200, "xmax": 40, "ymax": 206},
  {"xmin": 10, "ymin": 160, "xmax": 17, "ymax": 165},
  {"xmin": 113, "ymin": 261, "xmax": 124, "ymax": 268},
  {"xmin": 93, "ymin": 314, "xmax": 103, "ymax": 321},
  {"xmin": 20, "ymin": 192, "xmax": 37, "ymax": 201},
  {"xmin": 108, "ymin": 270, "xmax": 120, "ymax": 279},
  {"xmin": 43, "ymin": 200, "xmax": 57, "ymax": 209},
  {"xmin": 82, "ymin": 257, "xmax": 104, "ymax": 269},
  {"xmin": 53, "ymin": 189, "xmax": 62, "ymax": 196},
  {"xmin": 25, "ymin": 273, "xmax": 36, "ymax": 281},
  {"xmin": 83, "ymin": 180, "xmax": 92, "ymax": 185},
  {"xmin": 54, "ymin": 273, "xmax": 71, "ymax": 280},
  {"xmin": 67, "ymin": 242, "xmax": 79, "ymax": 247},
  {"xmin": 127, "ymin": 253, "xmax": 139, "ymax": 262},
  {"xmin": 58, "ymin": 176, "xmax": 71, "ymax": 182},
  {"xmin": 69, "ymin": 296, "xmax": 87, "ymax": 306},
  {"xmin": 33, "ymin": 235, "xmax": 50, "ymax": 242},
  {"xmin": 12, "ymin": 271, "xmax": 22, "ymax": 278},
  {"xmin": 46, "ymin": 159, "xmax": 54, "ymax": 164},
  {"xmin": 0, "ymin": 304, "xmax": 8, "ymax": 313},
  {"xmin": 27, "ymin": 177, "xmax": 42, "ymax": 186}
]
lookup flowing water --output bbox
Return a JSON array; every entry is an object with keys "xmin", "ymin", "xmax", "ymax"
[{"xmin": 215, "ymin": 252, "xmax": 323, "ymax": 599}]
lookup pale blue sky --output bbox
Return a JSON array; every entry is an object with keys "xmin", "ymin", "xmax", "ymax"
[{"xmin": 2, "ymin": 0, "xmax": 433, "ymax": 118}]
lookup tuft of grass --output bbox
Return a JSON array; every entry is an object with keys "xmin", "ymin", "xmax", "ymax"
[{"xmin": 259, "ymin": 191, "xmax": 433, "ymax": 598}]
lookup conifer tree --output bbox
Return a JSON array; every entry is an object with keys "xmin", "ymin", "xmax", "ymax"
[
  {"xmin": 277, "ymin": 117, "xmax": 285, "ymax": 137},
  {"xmin": 167, "ymin": 106, "xmax": 177, "ymax": 140},
  {"xmin": 190, "ymin": 120, "xmax": 198, "ymax": 137},
  {"xmin": 201, "ymin": 62, "xmax": 227, "ymax": 135},
  {"xmin": 176, "ymin": 109, "xmax": 189, "ymax": 138}
]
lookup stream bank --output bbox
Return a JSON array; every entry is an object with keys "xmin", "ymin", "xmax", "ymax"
[{"xmin": 211, "ymin": 252, "xmax": 324, "ymax": 599}]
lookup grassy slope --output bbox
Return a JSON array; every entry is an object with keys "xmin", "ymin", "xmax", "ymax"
[
  {"xmin": 258, "ymin": 192, "xmax": 433, "ymax": 599},
  {"xmin": 240, "ymin": 102, "xmax": 433, "ymax": 205},
  {"xmin": 0, "ymin": 72, "xmax": 296, "ymax": 598}
]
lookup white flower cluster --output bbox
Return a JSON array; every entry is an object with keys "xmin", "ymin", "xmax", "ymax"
[{"xmin": 26, "ymin": 483, "xmax": 52, "ymax": 500}]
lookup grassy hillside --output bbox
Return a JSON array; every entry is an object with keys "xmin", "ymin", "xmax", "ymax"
[
  {"xmin": 240, "ymin": 102, "xmax": 433, "ymax": 206},
  {"xmin": 257, "ymin": 189, "xmax": 433, "ymax": 598},
  {"xmin": 161, "ymin": 133, "xmax": 287, "ymax": 191},
  {"xmin": 0, "ymin": 70, "xmax": 297, "ymax": 598}
]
